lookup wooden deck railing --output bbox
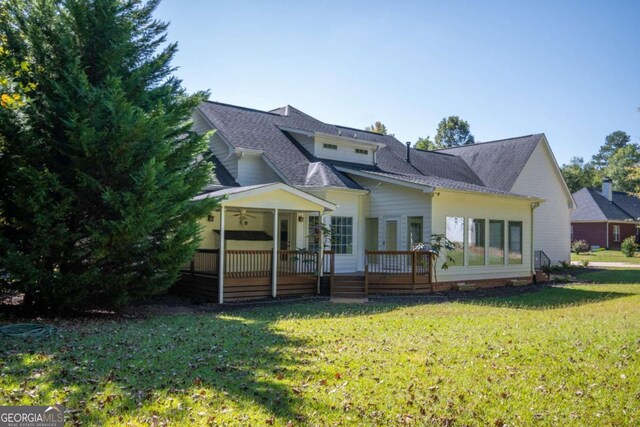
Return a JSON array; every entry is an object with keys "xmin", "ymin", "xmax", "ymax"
[
  {"xmin": 278, "ymin": 250, "xmax": 319, "ymax": 276},
  {"xmin": 322, "ymin": 250, "xmax": 335, "ymax": 294},
  {"xmin": 181, "ymin": 249, "xmax": 219, "ymax": 276},
  {"xmin": 365, "ymin": 250, "xmax": 434, "ymax": 294},
  {"xmin": 225, "ymin": 250, "xmax": 272, "ymax": 278}
]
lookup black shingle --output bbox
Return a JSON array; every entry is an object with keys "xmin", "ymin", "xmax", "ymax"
[
  {"xmin": 197, "ymin": 101, "xmax": 542, "ymax": 197},
  {"xmin": 571, "ymin": 188, "xmax": 640, "ymax": 221}
]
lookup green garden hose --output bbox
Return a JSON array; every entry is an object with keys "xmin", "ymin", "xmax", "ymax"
[{"xmin": 0, "ymin": 323, "xmax": 57, "ymax": 338}]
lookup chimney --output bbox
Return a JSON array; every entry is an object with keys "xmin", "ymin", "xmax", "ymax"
[
  {"xmin": 602, "ymin": 177, "xmax": 613, "ymax": 202},
  {"xmin": 406, "ymin": 141, "xmax": 411, "ymax": 164}
]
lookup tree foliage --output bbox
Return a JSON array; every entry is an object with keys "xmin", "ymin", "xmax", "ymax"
[
  {"xmin": 603, "ymin": 144, "xmax": 640, "ymax": 193},
  {"xmin": 364, "ymin": 121, "xmax": 388, "ymax": 135},
  {"xmin": 0, "ymin": 0, "xmax": 218, "ymax": 313},
  {"xmin": 560, "ymin": 157, "xmax": 601, "ymax": 193},
  {"xmin": 414, "ymin": 135, "xmax": 444, "ymax": 151},
  {"xmin": 434, "ymin": 116, "xmax": 475, "ymax": 147},
  {"xmin": 592, "ymin": 131, "xmax": 631, "ymax": 169}
]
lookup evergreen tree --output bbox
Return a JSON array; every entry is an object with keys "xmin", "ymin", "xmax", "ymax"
[
  {"xmin": 0, "ymin": 0, "xmax": 218, "ymax": 313},
  {"xmin": 592, "ymin": 130, "xmax": 631, "ymax": 169}
]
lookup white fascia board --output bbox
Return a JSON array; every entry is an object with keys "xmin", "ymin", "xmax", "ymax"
[
  {"xmin": 439, "ymin": 187, "xmax": 545, "ymax": 203},
  {"xmin": 539, "ymin": 135, "xmax": 576, "ymax": 209},
  {"xmin": 296, "ymin": 186, "xmax": 369, "ymax": 195},
  {"xmin": 276, "ymin": 126, "xmax": 314, "ymax": 137},
  {"xmin": 234, "ymin": 147, "xmax": 264, "ymax": 157},
  {"xmin": 225, "ymin": 182, "xmax": 336, "ymax": 212},
  {"xmin": 334, "ymin": 167, "xmax": 433, "ymax": 193},
  {"xmin": 315, "ymin": 132, "xmax": 386, "ymax": 148}
]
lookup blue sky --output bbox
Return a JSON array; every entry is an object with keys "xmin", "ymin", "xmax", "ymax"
[{"xmin": 156, "ymin": 0, "xmax": 640, "ymax": 165}]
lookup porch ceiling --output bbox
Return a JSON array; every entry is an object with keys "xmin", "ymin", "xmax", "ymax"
[{"xmin": 194, "ymin": 182, "xmax": 335, "ymax": 213}]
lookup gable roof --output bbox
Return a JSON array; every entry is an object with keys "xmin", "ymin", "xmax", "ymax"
[
  {"xmin": 571, "ymin": 188, "xmax": 640, "ymax": 221},
  {"xmin": 433, "ymin": 134, "xmax": 544, "ymax": 191},
  {"xmin": 196, "ymin": 101, "xmax": 544, "ymax": 198}
]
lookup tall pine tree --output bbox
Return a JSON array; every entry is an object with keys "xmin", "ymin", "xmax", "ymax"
[{"xmin": 0, "ymin": 0, "xmax": 218, "ymax": 313}]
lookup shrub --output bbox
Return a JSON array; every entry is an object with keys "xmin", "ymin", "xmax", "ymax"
[
  {"xmin": 620, "ymin": 237, "xmax": 638, "ymax": 257},
  {"xmin": 571, "ymin": 240, "xmax": 590, "ymax": 254},
  {"xmin": 582, "ymin": 260, "xmax": 590, "ymax": 267}
]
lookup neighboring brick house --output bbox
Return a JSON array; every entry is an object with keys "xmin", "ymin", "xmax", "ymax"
[{"xmin": 571, "ymin": 178, "xmax": 640, "ymax": 249}]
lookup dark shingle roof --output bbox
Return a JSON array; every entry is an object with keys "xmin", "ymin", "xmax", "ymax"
[
  {"xmin": 197, "ymin": 101, "xmax": 541, "ymax": 197},
  {"xmin": 209, "ymin": 155, "xmax": 239, "ymax": 187},
  {"xmin": 432, "ymin": 134, "xmax": 544, "ymax": 191},
  {"xmin": 571, "ymin": 188, "xmax": 640, "ymax": 221}
]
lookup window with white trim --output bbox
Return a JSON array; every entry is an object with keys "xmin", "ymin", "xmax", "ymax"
[
  {"xmin": 307, "ymin": 216, "xmax": 321, "ymax": 252},
  {"xmin": 489, "ymin": 220, "xmax": 505, "ymax": 265},
  {"xmin": 355, "ymin": 148, "xmax": 368, "ymax": 155},
  {"xmin": 323, "ymin": 143, "xmax": 338, "ymax": 150},
  {"xmin": 331, "ymin": 216, "xmax": 353, "ymax": 254},
  {"xmin": 613, "ymin": 225, "xmax": 620, "ymax": 242},
  {"xmin": 468, "ymin": 218, "xmax": 486, "ymax": 266},
  {"xmin": 508, "ymin": 221, "xmax": 523, "ymax": 264},
  {"xmin": 445, "ymin": 217, "xmax": 465, "ymax": 267}
]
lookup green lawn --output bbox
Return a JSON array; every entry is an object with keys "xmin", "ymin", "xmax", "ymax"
[
  {"xmin": 572, "ymin": 249, "xmax": 640, "ymax": 264},
  {"xmin": 2, "ymin": 275, "xmax": 640, "ymax": 426}
]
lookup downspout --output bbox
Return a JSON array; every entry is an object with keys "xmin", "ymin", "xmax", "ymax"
[{"xmin": 530, "ymin": 201, "xmax": 540, "ymax": 275}]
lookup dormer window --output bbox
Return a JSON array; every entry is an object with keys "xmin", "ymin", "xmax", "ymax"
[
  {"xmin": 323, "ymin": 143, "xmax": 338, "ymax": 150},
  {"xmin": 355, "ymin": 148, "xmax": 368, "ymax": 155}
]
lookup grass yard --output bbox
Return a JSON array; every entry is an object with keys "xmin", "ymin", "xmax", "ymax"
[
  {"xmin": 2, "ymin": 272, "xmax": 639, "ymax": 426},
  {"xmin": 572, "ymin": 249, "xmax": 640, "ymax": 264}
]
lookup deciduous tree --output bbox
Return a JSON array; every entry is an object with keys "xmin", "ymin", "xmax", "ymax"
[
  {"xmin": 434, "ymin": 116, "xmax": 475, "ymax": 147},
  {"xmin": 414, "ymin": 136, "xmax": 444, "ymax": 151},
  {"xmin": 365, "ymin": 121, "xmax": 388, "ymax": 135},
  {"xmin": 560, "ymin": 157, "xmax": 601, "ymax": 193}
]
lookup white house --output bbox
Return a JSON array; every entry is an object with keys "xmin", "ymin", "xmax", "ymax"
[{"xmin": 179, "ymin": 101, "xmax": 572, "ymax": 302}]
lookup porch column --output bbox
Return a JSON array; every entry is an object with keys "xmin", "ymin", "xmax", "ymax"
[
  {"xmin": 317, "ymin": 210, "xmax": 323, "ymax": 294},
  {"xmin": 272, "ymin": 208, "xmax": 279, "ymax": 298},
  {"xmin": 218, "ymin": 206, "xmax": 225, "ymax": 304}
]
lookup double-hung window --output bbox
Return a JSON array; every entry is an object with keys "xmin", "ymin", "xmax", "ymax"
[{"xmin": 331, "ymin": 217, "xmax": 353, "ymax": 254}]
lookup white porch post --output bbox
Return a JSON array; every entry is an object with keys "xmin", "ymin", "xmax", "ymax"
[
  {"xmin": 317, "ymin": 210, "xmax": 323, "ymax": 294},
  {"xmin": 218, "ymin": 206, "xmax": 225, "ymax": 304},
  {"xmin": 272, "ymin": 208, "xmax": 279, "ymax": 298}
]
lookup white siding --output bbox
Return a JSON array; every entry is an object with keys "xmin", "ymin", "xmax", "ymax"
[
  {"xmin": 295, "ymin": 133, "xmax": 315, "ymax": 155},
  {"xmin": 307, "ymin": 189, "xmax": 364, "ymax": 272},
  {"xmin": 355, "ymin": 177, "xmax": 432, "ymax": 250},
  {"xmin": 314, "ymin": 136, "xmax": 375, "ymax": 165},
  {"xmin": 192, "ymin": 110, "xmax": 238, "ymax": 179},
  {"xmin": 237, "ymin": 155, "xmax": 282, "ymax": 186},
  {"xmin": 512, "ymin": 141, "xmax": 572, "ymax": 264}
]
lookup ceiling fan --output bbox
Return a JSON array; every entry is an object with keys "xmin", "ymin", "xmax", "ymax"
[{"xmin": 232, "ymin": 209, "xmax": 256, "ymax": 226}]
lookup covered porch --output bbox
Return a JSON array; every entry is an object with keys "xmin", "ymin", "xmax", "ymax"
[{"xmin": 175, "ymin": 183, "xmax": 336, "ymax": 302}]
